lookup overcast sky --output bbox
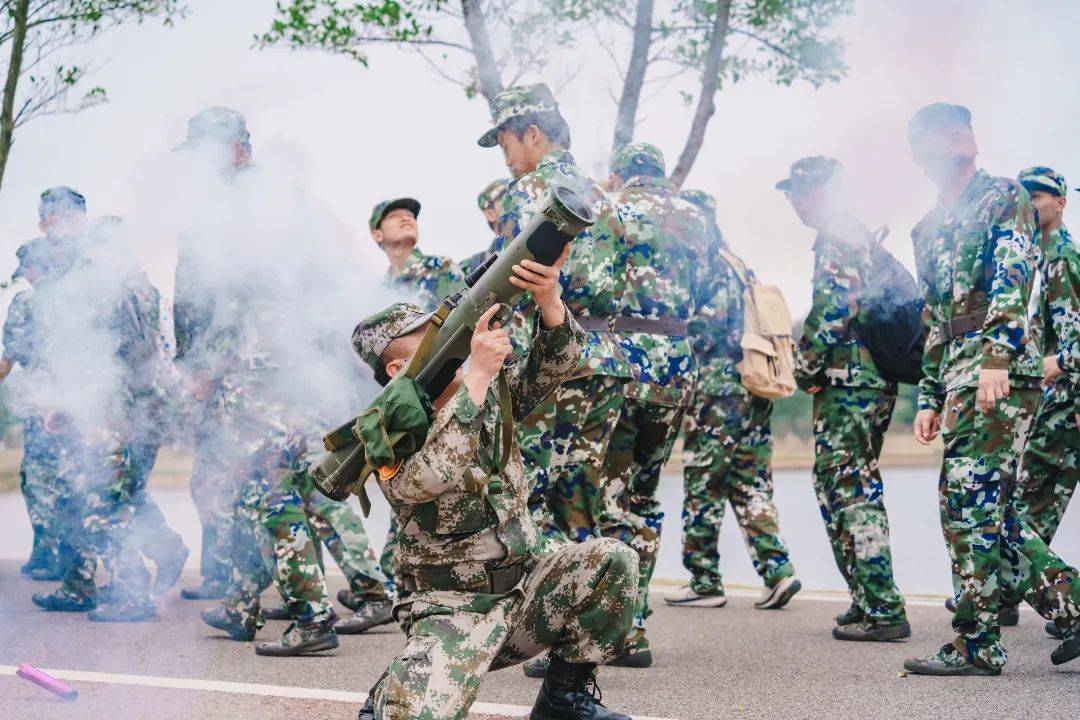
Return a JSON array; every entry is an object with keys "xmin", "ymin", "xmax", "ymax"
[{"xmin": 1, "ymin": 0, "xmax": 1076, "ymax": 316}]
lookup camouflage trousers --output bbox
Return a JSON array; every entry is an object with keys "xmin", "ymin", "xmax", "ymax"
[
  {"xmin": 1012, "ymin": 386, "xmax": 1079, "ymax": 543},
  {"xmin": 190, "ymin": 427, "xmax": 247, "ymax": 586},
  {"xmin": 300, "ymin": 473, "xmax": 389, "ymax": 600},
  {"xmin": 380, "ymin": 520, "xmax": 398, "ymax": 591},
  {"xmin": 680, "ymin": 391, "xmax": 795, "ymax": 595},
  {"xmin": 372, "ymin": 538, "xmax": 638, "ymax": 720},
  {"xmin": 524, "ymin": 374, "xmax": 626, "ymax": 546},
  {"xmin": 938, "ymin": 385, "xmax": 1080, "ymax": 669},
  {"xmin": 811, "ymin": 386, "xmax": 906, "ymax": 625},
  {"xmin": 127, "ymin": 435, "xmax": 186, "ymax": 569},
  {"xmin": 597, "ymin": 397, "xmax": 686, "ymax": 641},
  {"xmin": 19, "ymin": 416, "xmax": 62, "ymax": 564}
]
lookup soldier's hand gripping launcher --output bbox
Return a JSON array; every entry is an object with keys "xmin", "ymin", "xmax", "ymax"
[{"xmin": 312, "ymin": 185, "xmax": 593, "ymax": 511}]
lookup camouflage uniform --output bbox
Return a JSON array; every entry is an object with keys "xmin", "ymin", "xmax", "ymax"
[
  {"xmin": 4, "ymin": 281, "xmax": 61, "ymax": 570},
  {"xmin": 911, "ymin": 166, "xmax": 1080, "ymax": 669},
  {"xmin": 1001, "ymin": 169, "xmax": 1080, "ymax": 604},
  {"xmin": 378, "ymin": 241, "xmax": 466, "ymax": 587},
  {"xmin": 677, "ymin": 192, "xmax": 797, "ymax": 597},
  {"xmin": 484, "ymin": 87, "xmax": 631, "ymax": 547},
  {"xmin": 352, "ymin": 302, "xmax": 637, "ymax": 719},
  {"xmin": 595, "ymin": 144, "xmax": 713, "ymax": 646},
  {"xmin": 782, "ymin": 157, "xmax": 907, "ymax": 627},
  {"xmin": 461, "ymin": 178, "xmax": 511, "ymax": 275}
]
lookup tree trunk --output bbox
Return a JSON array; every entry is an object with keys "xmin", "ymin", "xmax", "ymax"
[
  {"xmin": 610, "ymin": 0, "xmax": 654, "ymax": 154},
  {"xmin": 669, "ymin": 0, "xmax": 732, "ymax": 188},
  {"xmin": 461, "ymin": 0, "xmax": 503, "ymax": 108},
  {"xmin": 0, "ymin": 0, "xmax": 29, "ymax": 193}
]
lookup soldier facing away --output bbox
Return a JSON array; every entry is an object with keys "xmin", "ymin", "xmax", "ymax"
[
  {"xmin": 666, "ymin": 189, "xmax": 801, "ymax": 611},
  {"xmin": 902, "ymin": 103, "xmax": 1080, "ymax": 675},
  {"xmin": 354, "ymin": 246, "xmax": 637, "ymax": 720},
  {"xmin": 780, "ymin": 156, "xmax": 910, "ymax": 642}
]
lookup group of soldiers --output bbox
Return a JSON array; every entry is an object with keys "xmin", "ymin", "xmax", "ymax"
[{"xmin": 4, "ymin": 79, "xmax": 1079, "ymax": 718}]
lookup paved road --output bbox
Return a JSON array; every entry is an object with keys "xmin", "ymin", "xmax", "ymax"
[{"xmin": 2, "ymin": 563, "xmax": 1078, "ymax": 720}]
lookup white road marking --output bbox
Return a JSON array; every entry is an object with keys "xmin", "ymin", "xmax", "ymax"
[{"xmin": 0, "ymin": 665, "xmax": 678, "ymax": 720}]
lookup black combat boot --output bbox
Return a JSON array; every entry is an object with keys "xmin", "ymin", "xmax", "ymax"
[
  {"xmin": 255, "ymin": 620, "xmax": 339, "ymax": 657},
  {"xmin": 531, "ymin": 655, "xmax": 631, "ymax": 720},
  {"xmin": 1046, "ymin": 621, "xmax": 1064, "ymax": 640},
  {"xmin": 1051, "ymin": 622, "xmax": 1080, "ymax": 666},
  {"xmin": 835, "ymin": 602, "xmax": 863, "ymax": 626},
  {"xmin": 357, "ymin": 696, "xmax": 376, "ymax": 720},
  {"xmin": 201, "ymin": 606, "xmax": 257, "ymax": 641}
]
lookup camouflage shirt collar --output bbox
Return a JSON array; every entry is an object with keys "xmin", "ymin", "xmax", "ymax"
[
  {"xmin": 536, "ymin": 148, "xmax": 574, "ymax": 171},
  {"xmin": 622, "ymin": 175, "xmax": 676, "ymax": 192},
  {"xmin": 386, "ymin": 246, "xmax": 426, "ymax": 280},
  {"xmin": 940, "ymin": 167, "xmax": 992, "ymax": 211}
]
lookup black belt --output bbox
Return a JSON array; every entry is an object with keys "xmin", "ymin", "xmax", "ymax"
[
  {"xmin": 577, "ymin": 316, "xmax": 689, "ymax": 336},
  {"xmin": 940, "ymin": 310, "xmax": 987, "ymax": 341},
  {"xmin": 400, "ymin": 560, "xmax": 526, "ymax": 595}
]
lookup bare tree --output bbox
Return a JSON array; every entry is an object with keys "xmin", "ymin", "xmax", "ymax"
[{"xmin": 0, "ymin": 0, "xmax": 186, "ymax": 192}]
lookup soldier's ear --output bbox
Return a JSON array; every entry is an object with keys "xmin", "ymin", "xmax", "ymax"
[
  {"xmin": 385, "ymin": 357, "xmax": 405, "ymax": 379},
  {"xmin": 371, "ymin": 227, "xmax": 383, "ymax": 245}
]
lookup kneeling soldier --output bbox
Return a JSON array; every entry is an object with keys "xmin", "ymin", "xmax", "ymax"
[{"xmin": 354, "ymin": 247, "xmax": 637, "ymax": 720}]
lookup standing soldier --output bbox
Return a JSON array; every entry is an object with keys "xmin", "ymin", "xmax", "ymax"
[
  {"xmin": 173, "ymin": 107, "xmax": 255, "ymax": 601},
  {"xmin": 462, "ymin": 178, "xmax": 512, "ymax": 275},
  {"xmin": 371, "ymin": 197, "xmax": 466, "ymax": 587},
  {"xmin": 902, "ymin": 103, "xmax": 1080, "ymax": 675},
  {"xmin": 4, "ymin": 240, "xmax": 61, "ymax": 580},
  {"xmin": 780, "ymin": 157, "xmax": 910, "ymax": 642},
  {"xmin": 371, "ymin": 198, "xmax": 465, "ymax": 311},
  {"xmin": 666, "ymin": 189, "xmax": 801, "ymax": 611},
  {"xmin": 478, "ymin": 83, "xmax": 630, "ymax": 549},
  {"xmin": 595, "ymin": 143, "xmax": 715, "ymax": 668},
  {"xmin": 1002, "ymin": 167, "xmax": 1080, "ymax": 638}
]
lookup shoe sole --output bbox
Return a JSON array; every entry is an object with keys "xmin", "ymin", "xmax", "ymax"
[
  {"xmin": 756, "ymin": 577, "xmax": 802, "ymax": 610},
  {"xmin": 522, "ymin": 664, "xmax": 547, "ymax": 679},
  {"xmin": 203, "ymin": 616, "xmax": 256, "ymax": 641},
  {"xmin": 608, "ymin": 649, "xmax": 653, "ymax": 668},
  {"xmin": 334, "ymin": 613, "xmax": 395, "ymax": 635},
  {"xmin": 255, "ymin": 634, "xmax": 340, "ymax": 657},
  {"xmin": 833, "ymin": 624, "xmax": 911, "ymax": 642},
  {"xmin": 903, "ymin": 660, "xmax": 1000, "ymax": 676},
  {"xmin": 1051, "ymin": 636, "xmax": 1080, "ymax": 666},
  {"xmin": 663, "ymin": 595, "xmax": 728, "ymax": 608}
]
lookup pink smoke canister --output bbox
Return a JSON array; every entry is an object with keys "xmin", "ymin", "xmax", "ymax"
[{"xmin": 15, "ymin": 663, "xmax": 78, "ymax": 702}]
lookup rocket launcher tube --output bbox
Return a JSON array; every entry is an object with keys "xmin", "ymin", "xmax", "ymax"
[{"xmin": 311, "ymin": 185, "xmax": 593, "ymax": 505}]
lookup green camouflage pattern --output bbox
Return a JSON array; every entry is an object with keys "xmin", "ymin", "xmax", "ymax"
[
  {"xmin": 477, "ymin": 178, "xmax": 511, "ymax": 210},
  {"xmin": 911, "ymin": 168, "xmax": 1042, "ymax": 413},
  {"xmin": 352, "ymin": 301, "xmax": 430, "ymax": 375},
  {"xmin": 302, "ymin": 476, "xmax": 390, "ymax": 598},
  {"xmin": 1037, "ymin": 226, "xmax": 1080, "ymax": 409},
  {"xmin": 372, "ymin": 538, "xmax": 636, "ymax": 719},
  {"xmin": 796, "ymin": 230, "xmax": 893, "ymax": 391},
  {"xmin": 496, "ymin": 148, "xmax": 631, "ymax": 379},
  {"xmin": 369, "ymin": 198, "xmax": 421, "ymax": 231},
  {"xmin": 476, "ymin": 83, "xmax": 559, "ymax": 147},
  {"xmin": 1018, "ymin": 165, "xmax": 1067, "ymax": 198},
  {"xmin": 385, "ymin": 248, "xmax": 465, "ymax": 313},
  {"xmin": 936, "ymin": 386, "xmax": 1080, "ymax": 668},
  {"xmin": 372, "ymin": 311, "xmax": 583, "ymax": 576},
  {"xmin": 598, "ymin": 398, "xmax": 686, "ymax": 636},
  {"xmin": 612, "ymin": 174, "xmax": 713, "ymax": 406},
  {"xmin": 524, "ymin": 374, "xmax": 626, "ymax": 545},
  {"xmin": 609, "ymin": 141, "xmax": 665, "ymax": 178},
  {"xmin": 811, "ymin": 386, "xmax": 906, "ymax": 624},
  {"xmin": 680, "ymin": 390, "xmax": 795, "ymax": 594},
  {"xmin": 775, "ymin": 156, "xmax": 841, "ymax": 193}
]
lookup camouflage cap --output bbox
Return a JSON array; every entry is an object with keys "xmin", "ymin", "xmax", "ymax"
[
  {"xmin": 369, "ymin": 198, "xmax": 421, "ymax": 231},
  {"xmin": 477, "ymin": 178, "xmax": 511, "ymax": 210},
  {"xmin": 679, "ymin": 189, "xmax": 717, "ymax": 216},
  {"xmin": 907, "ymin": 102, "xmax": 971, "ymax": 146},
  {"xmin": 174, "ymin": 107, "xmax": 251, "ymax": 151},
  {"xmin": 352, "ymin": 302, "xmax": 431, "ymax": 384},
  {"xmin": 775, "ymin": 156, "xmax": 842, "ymax": 193},
  {"xmin": 609, "ymin": 142, "xmax": 665, "ymax": 179},
  {"xmin": 1018, "ymin": 166, "xmax": 1067, "ymax": 198},
  {"xmin": 38, "ymin": 186, "xmax": 86, "ymax": 222},
  {"xmin": 477, "ymin": 83, "xmax": 560, "ymax": 148}
]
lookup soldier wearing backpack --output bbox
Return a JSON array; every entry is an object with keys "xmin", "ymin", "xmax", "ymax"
[{"xmin": 779, "ymin": 156, "xmax": 911, "ymax": 643}]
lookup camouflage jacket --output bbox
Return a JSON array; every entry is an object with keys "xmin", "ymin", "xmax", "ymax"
[
  {"xmin": 912, "ymin": 169, "xmax": 1042, "ymax": 412},
  {"xmin": 114, "ymin": 272, "xmax": 163, "ymax": 395},
  {"xmin": 796, "ymin": 227, "xmax": 892, "ymax": 391},
  {"xmin": 173, "ymin": 234, "xmax": 215, "ymax": 369},
  {"xmin": 1037, "ymin": 225, "xmax": 1080, "ymax": 412},
  {"xmin": 375, "ymin": 310, "xmax": 584, "ymax": 591},
  {"xmin": 3, "ymin": 289, "xmax": 37, "ymax": 368},
  {"xmin": 385, "ymin": 247, "xmax": 465, "ymax": 313},
  {"xmin": 691, "ymin": 228, "xmax": 747, "ymax": 398},
  {"xmin": 612, "ymin": 175, "xmax": 713, "ymax": 406},
  {"xmin": 497, "ymin": 148, "xmax": 631, "ymax": 380}
]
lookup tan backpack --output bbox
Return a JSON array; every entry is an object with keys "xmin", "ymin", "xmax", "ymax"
[{"xmin": 716, "ymin": 250, "xmax": 797, "ymax": 400}]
